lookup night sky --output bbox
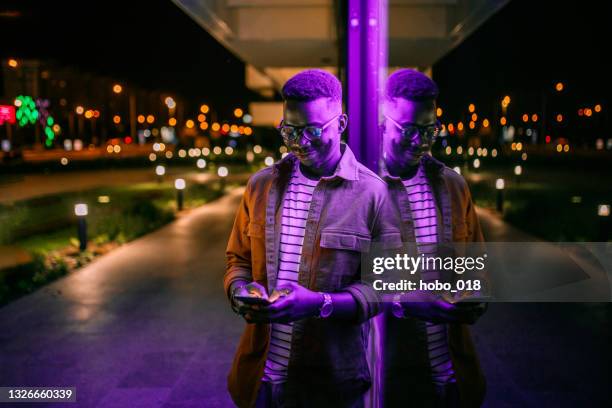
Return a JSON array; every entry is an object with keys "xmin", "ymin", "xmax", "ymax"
[
  {"xmin": 1, "ymin": 0, "xmax": 609, "ymax": 130},
  {"xmin": 433, "ymin": 0, "xmax": 610, "ymax": 125},
  {"xmin": 0, "ymin": 0, "xmax": 254, "ymax": 114}
]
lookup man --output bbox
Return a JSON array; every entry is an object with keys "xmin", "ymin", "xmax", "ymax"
[
  {"xmin": 380, "ymin": 69, "xmax": 487, "ymax": 407},
  {"xmin": 224, "ymin": 69, "xmax": 400, "ymax": 407}
]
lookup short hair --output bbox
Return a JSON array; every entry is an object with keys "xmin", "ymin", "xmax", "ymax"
[
  {"xmin": 385, "ymin": 69, "xmax": 439, "ymax": 102},
  {"xmin": 281, "ymin": 69, "xmax": 342, "ymax": 102}
]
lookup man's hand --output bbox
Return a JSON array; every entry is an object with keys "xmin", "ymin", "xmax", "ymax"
[
  {"xmin": 232, "ymin": 281, "xmax": 269, "ymax": 323},
  {"xmin": 249, "ymin": 282, "xmax": 323, "ymax": 324},
  {"xmin": 395, "ymin": 291, "xmax": 485, "ymax": 324}
]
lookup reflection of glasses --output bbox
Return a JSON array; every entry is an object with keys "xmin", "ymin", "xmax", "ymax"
[
  {"xmin": 384, "ymin": 115, "xmax": 441, "ymax": 146},
  {"xmin": 278, "ymin": 114, "xmax": 341, "ymax": 145}
]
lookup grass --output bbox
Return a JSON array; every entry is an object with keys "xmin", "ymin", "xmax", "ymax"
[
  {"xmin": 465, "ymin": 169, "xmax": 611, "ymax": 242},
  {"xmin": 0, "ymin": 172, "xmax": 232, "ymax": 305}
]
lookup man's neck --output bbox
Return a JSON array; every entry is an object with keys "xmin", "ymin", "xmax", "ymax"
[{"xmin": 385, "ymin": 157, "xmax": 420, "ymax": 180}]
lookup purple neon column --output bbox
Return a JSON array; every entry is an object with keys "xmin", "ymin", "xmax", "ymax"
[
  {"xmin": 347, "ymin": 4, "xmax": 388, "ymax": 407},
  {"xmin": 347, "ymin": 0, "xmax": 388, "ymax": 172}
]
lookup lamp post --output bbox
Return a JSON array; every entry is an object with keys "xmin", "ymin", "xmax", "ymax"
[
  {"xmin": 496, "ymin": 178, "xmax": 505, "ymax": 214},
  {"xmin": 514, "ymin": 164, "xmax": 522, "ymax": 185},
  {"xmin": 155, "ymin": 165, "xmax": 165, "ymax": 183},
  {"xmin": 74, "ymin": 203, "xmax": 88, "ymax": 251},
  {"xmin": 598, "ymin": 204, "xmax": 610, "ymax": 241},
  {"xmin": 218, "ymin": 166, "xmax": 228, "ymax": 192},
  {"xmin": 473, "ymin": 158, "xmax": 481, "ymax": 172},
  {"xmin": 175, "ymin": 178, "xmax": 185, "ymax": 211}
]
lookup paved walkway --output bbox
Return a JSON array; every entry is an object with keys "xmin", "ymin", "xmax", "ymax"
[
  {"xmin": 0, "ymin": 189, "xmax": 609, "ymax": 407},
  {"xmin": 0, "ymin": 188, "xmax": 246, "ymax": 407}
]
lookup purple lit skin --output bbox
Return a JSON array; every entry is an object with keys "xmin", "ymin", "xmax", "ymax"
[
  {"xmin": 233, "ymin": 95, "xmax": 359, "ymax": 323},
  {"xmin": 382, "ymin": 98, "xmax": 437, "ymax": 174},
  {"xmin": 282, "ymin": 98, "xmax": 347, "ymax": 175}
]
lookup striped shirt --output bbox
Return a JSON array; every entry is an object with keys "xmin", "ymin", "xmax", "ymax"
[
  {"xmin": 262, "ymin": 161, "xmax": 318, "ymax": 384},
  {"xmin": 403, "ymin": 164, "xmax": 456, "ymax": 385}
]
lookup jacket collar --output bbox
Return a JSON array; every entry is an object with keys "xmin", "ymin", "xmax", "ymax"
[{"xmin": 272, "ymin": 142, "xmax": 360, "ymax": 181}]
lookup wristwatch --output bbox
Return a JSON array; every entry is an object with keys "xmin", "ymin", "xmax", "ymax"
[
  {"xmin": 391, "ymin": 294, "xmax": 406, "ymax": 318},
  {"xmin": 317, "ymin": 292, "xmax": 333, "ymax": 318}
]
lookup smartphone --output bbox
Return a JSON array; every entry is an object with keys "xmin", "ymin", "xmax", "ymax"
[{"xmin": 234, "ymin": 294, "xmax": 271, "ymax": 306}]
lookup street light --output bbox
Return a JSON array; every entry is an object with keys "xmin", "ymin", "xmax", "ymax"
[
  {"xmin": 514, "ymin": 165, "xmax": 522, "ymax": 184},
  {"xmin": 175, "ymin": 178, "xmax": 186, "ymax": 211},
  {"xmin": 597, "ymin": 204, "xmax": 610, "ymax": 241},
  {"xmin": 155, "ymin": 165, "xmax": 165, "ymax": 183},
  {"xmin": 218, "ymin": 166, "xmax": 228, "ymax": 191},
  {"xmin": 496, "ymin": 179, "xmax": 505, "ymax": 214},
  {"xmin": 74, "ymin": 203, "xmax": 88, "ymax": 251}
]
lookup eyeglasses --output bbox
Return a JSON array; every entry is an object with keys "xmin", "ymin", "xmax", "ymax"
[
  {"xmin": 278, "ymin": 114, "xmax": 341, "ymax": 145},
  {"xmin": 384, "ymin": 115, "xmax": 441, "ymax": 146}
]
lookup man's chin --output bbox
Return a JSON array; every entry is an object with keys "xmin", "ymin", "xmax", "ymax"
[
  {"xmin": 294, "ymin": 152, "xmax": 315, "ymax": 166},
  {"xmin": 404, "ymin": 153, "xmax": 423, "ymax": 166}
]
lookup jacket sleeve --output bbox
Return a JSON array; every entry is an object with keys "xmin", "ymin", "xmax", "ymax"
[
  {"xmin": 224, "ymin": 179, "xmax": 254, "ymax": 300},
  {"xmin": 343, "ymin": 188, "xmax": 402, "ymax": 323}
]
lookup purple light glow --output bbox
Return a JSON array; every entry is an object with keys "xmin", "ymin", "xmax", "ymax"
[{"xmin": 348, "ymin": 0, "xmax": 388, "ymax": 172}]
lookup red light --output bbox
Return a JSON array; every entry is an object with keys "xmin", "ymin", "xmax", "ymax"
[
  {"xmin": 124, "ymin": 136, "xmax": 133, "ymax": 144},
  {"xmin": 0, "ymin": 105, "xmax": 16, "ymax": 124},
  {"xmin": 545, "ymin": 135, "xmax": 551, "ymax": 144}
]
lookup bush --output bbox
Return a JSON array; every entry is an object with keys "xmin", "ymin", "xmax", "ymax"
[{"xmin": 0, "ymin": 252, "xmax": 68, "ymax": 306}]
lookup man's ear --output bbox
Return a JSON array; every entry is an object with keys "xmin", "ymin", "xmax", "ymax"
[{"xmin": 338, "ymin": 113, "xmax": 348, "ymax": 134}]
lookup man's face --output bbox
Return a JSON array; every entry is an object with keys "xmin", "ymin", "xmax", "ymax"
[
  {"xmin": 282, "ymin": 98, "xmax": 345, "ymax": 168},
  {"xmin": 382, "ymin": 97, "xmax": 437, "ymax": 168}
]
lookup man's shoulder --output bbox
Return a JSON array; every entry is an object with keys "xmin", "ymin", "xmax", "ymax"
[
  {"xmin": 440, "ymin": 165, "xmax": 467, "ymax": 187},
  {"xmin": 245, "ymin": 166, "xmax": 275, "ymax": 193}
]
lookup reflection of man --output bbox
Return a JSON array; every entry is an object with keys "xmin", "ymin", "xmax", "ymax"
[
  {"xmin": 225, "ymin": 70, "xmax": 399, "ymax": 407},
  {"xmin": 380, "ymin": 69, "xmax": 486, "ymax": 407}
]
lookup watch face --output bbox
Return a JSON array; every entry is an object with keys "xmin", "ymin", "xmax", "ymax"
[{"xmin": 320, "ymin": 302, "xmax": 333, "ymax": 318}]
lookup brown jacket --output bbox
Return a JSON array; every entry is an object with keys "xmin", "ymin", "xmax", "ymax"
[
  {"xmin": 224, "ymin": 144, "xmax": 401, "ymax": 407},
  {"xmin": 381, "ymin": 154, "xmax": 486, "ymax": 407}
]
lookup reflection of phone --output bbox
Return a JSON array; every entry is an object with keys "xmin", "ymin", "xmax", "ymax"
[{"xmin": 234, "ymin": 295, "xmax": 271, "ymax": 305}]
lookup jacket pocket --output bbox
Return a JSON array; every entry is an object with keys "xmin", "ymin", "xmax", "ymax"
[
  {"xmin": 320, "ymin": 230, "xmax": 372, "ymax": 252},
  {"xmin": 316, "ymin": 230, "xmax": 371, "ymax": 291}
]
